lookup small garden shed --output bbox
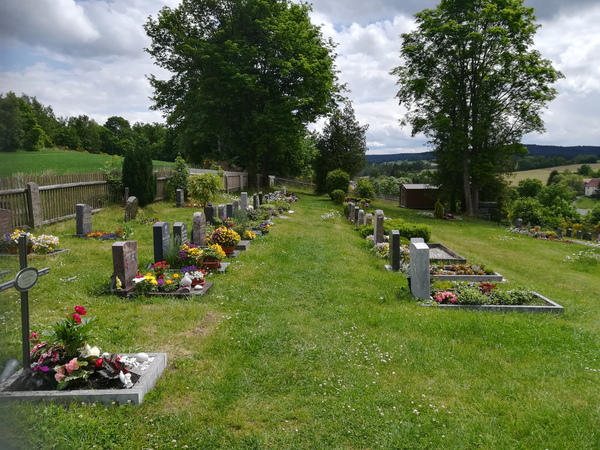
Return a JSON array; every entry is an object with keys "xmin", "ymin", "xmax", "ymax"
[{"xmin": 399, "ymin": 184, "xmax": 439, "ymax": 209}]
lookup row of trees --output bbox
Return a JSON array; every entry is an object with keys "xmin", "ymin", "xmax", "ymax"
[{"xmin": 516, "ymin": 154, "xmax": 598, "ymax": 171}]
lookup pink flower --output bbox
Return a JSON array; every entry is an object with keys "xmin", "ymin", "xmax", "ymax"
[
  {"xmin": 55, "ymin": 367, "xmax": 65, "ymax": 382},
  {"xmin": 74, "ymin": 305, "xmax": 86, "ymax": 315},
  {"xmin": 71, "ymin": 313, "xmax": 82, "ymax": 324},
  {"xmin": 29, "ymin": 331, "xmax": 39, "ymax": 341},
  {"xmin": 65, "ymin": 358, "xmax": 79, "ymax": 374},
  {"xmin": 51, "ymin": 352, "xmax": 60, "ymax": 362}
]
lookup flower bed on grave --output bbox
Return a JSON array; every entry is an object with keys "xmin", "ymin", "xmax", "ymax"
[
  {"xmin": 426, "ymin": 282, "xmax": 564, "ymax": 313},
  {"xmin": 430, "ymin": 264, "xmax": 503, "ymax": 282},
  {"xmin": 1, "ymin": 230, "xmax": 61, "ymax": 255},
  {"xmin": 86, "ymin": 230, "xmax": 126, "ymax": 241}
]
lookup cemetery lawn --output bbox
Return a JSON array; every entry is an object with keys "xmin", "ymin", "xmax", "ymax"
[
  {"xmin": 1, "ymin": 192, "xmax": 600, "ymax": 449},
  {"xmin": 1, "ymin": 148, "xmax": 174, "ymax": 177}
]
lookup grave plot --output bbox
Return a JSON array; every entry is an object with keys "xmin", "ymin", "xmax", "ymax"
[{"xmin": 430, "ymin": 264, "xmax": 504, "ymax": 282}]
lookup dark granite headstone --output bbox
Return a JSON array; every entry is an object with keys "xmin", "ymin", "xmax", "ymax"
[
  {"xmin": 390, "ymin": 230, "xmax": 400, "ymax": 271},
  {"xmin": 259, "ymin": 192, "xmax": 263, "ymax": 205},
  {"xmin": 556, "ymin": 227, "xmax": 562, "ymax": 238},
  {"xmin": 204, "ymin": 205, "xmax": 215, "ymax": 225},
  {"xmin": 173, "ymin": 222, "xmax": 188, "ymax": 245},
  {"xmin": 576, "ymin": 230, "xmax": 582, "ymax": 239},
  {"xmin": 515, "ymin": 218, "xmax": 523, "ymax": 229},
  {"xmin": 124, "ymin": 196, "xmax": 138, "ymax": 222},
  {"xmin": 193, "ymin": 212, "xmax": 206, "ymax": 245},
  {"xmin": 566, "ymin": 228, "xmax": 572, "ymax": 238},
  {"xmin": 176, "ymin": 189, "xmax": 184, "ymax": 207},
  {"xmin": 226, "ymin": 203, "xmax": 234, "ymax": 218},
  {"xmin": 123, "ymin": 187, "xmax": 129, "ymax": 206},
  {"xmin": 374, "ymin": 210, "xmax": 384, "ymax": 244},
  {"xmin": 354, "ymin": 206, "xmax": 359, "ymax": 221},
  {"xmin": 75, "ymin": 204, "xmax": 93, "ymax": 236},
  {"xmin": 0, "ymin": 209, "xmax": 12, "ymax": 236},
  {"xmin": 153, "ymin": 222, "xmax": 170, "ymax": 263},
  {"xmin": 112, "ymin": 241, "xmax": 138, "ymax": 291},
  {"xmin": 253, "ymin": 194, "xmax": 259, "ymax": 210},
  {"xmin": 585, "ymin": 232, "xmax": 592, "ymax": 241}
]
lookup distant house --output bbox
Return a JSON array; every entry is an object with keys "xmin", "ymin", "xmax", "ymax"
[
  {"xmin": 399, "ymin": 184, "xmax": 439, "ymax": 209},
  {"xmin": 584, "ymin": 178, "xmax": 600, "ymax": 197}
]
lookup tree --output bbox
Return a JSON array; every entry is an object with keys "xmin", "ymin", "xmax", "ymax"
[
  {"xmin": 517, "ymin": 178, "xmax": 543, "ymax": 198},
  {"xmin": 314, "ymin": 101, "xmax": 368, "ymax": 193},
  {"xmin": 0, "ymin": 92, "xmax": 22, "ymax": 152},
  {"xmin": 391, "ymin": 0, "xmax": 563, "ymax": 216},
  {"xmin": 577, "ymin": 164, "xmax": 593, "ymax": 177},
  {"xmin": 122, "ymin": 144, "xmax": 156, "ymax": 207},
  {"xmin": 144, "ymin": 0, "xmax": 341, "ymax": 184}
]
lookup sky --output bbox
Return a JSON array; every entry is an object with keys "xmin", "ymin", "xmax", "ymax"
[{"xmin": 1, "ymin": 0, "xmax": 599, "ymax": 155}]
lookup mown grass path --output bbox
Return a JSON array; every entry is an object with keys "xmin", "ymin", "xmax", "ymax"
[{"xmin": 1, "ymin": 191, "xmax": 599, "ymax": 449}]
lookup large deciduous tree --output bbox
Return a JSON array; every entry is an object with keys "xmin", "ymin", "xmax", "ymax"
[
  {"xmin": 391, "ymin": 0, "xmax": 563, "ymax": 216},
  {"xmin": 144, "ymin": 0, "xmax": 341, "ymax": 184}
]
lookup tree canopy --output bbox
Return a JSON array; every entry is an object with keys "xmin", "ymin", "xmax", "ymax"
[
  {"xmin": 144, "ymin": 0, "xmax": 341, "ymax": 183},
  {"xmin": 391, "ymin": 0, "xmax": 563, "ymax": 216}
]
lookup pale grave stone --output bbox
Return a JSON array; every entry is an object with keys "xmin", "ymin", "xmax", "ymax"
[
  {"xmin": 75, "ymin": 204, "xmax": 93, "ymax": 237},
  {"xmin": 218, "ymin": 204, "xmax": 225, "ymax": 219},
  {"xmin": 153, "ymin": 222, "xmax": 170, "ymax": 263},
  {"xmin": 374, "ymin": 210, "xmax": 384, "ymax": 244},
  {"xmin": 112, "ymin": 241, "xmax": 138, "ymax": 291},
  {"xmin": 241, "ymin": 192, "xmax": 248, "ymax": 210},
  {"xmin": 124, "ymin": 196, "xmax": 139, "ymax": 222},
  {"xmin": 282, "ymin": 186, "xmax": 286, "ymax": 195},
  {"xmin": 123, "ymin": 187, "xmax": 129, "ymax": 206},
  {"xmin": 233, "ymin": 199, "xmax": 240, "ymax": 211},
  {"xmin": 410, "ymin": 239, "xmax": 430, "ymax": 300},
  {"xmin": 347, "ymin": 202, "xmax": 355, "ymax": 219},
  {"xmin": 193, "ymin": 212, "xmax": 206, "ymax": 246},
  {"xmin": 0, "ymin": 209, "xmax": 11, "ymax": 236},
  {"xmin": 173, "ymin": 222, "xmax": 188, "ymax": 245},
  {"xmin": 365, "ymin": 213, "xmax": 373, "ymax": 226},
  {"xmin": 358, "ymin": 209, "xmax": 365, "ymax": 226}
]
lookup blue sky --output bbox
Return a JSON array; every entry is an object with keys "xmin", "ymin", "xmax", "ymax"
[{"xmin": 1, "ymin": 0, "xmax": 599, "ymax": 155}]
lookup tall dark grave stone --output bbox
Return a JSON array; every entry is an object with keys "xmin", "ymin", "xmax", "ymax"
[
  {"xmin": 556, "ymin": 227, "xmax": 562, "ymax": 238},
  {"xmin": 193, "ymin": 212, "xmax": 206, "ymax": 245},
  {"xmin": 566, "ymin": 228, "xmax": 572, "ymax": 238},
  {"xmin": 253, "ymin": 194, "xmax": 259, "ymax": 210},
  {"xmin": 576, "ymin": 230, "xmax": 582, "ymax": 239},
  {"xmin": 354, "ymin": 206, "xmax": 359, "ymax": 221},
  {"xmin": 515, "ymin": 218, "xmax": 523, "ymax": 229},
  {"xmin": 112, "ymin": 241, "xmax": 138, "ymax": 291},
  {"xmin": 173, "ymin": 222, "xmax": 188, "ymax": 245},
  {"xmin": 124, "ymin": 196, "xmax": 138, "ymax": 222},
  {"xmin": 390, "ymin": 230, "xmax": 400, "ymax": 271},
  {"xmin": 176, "ymin": 189, "xmax": 184, "ymax": 207},
  {"xmin": 374, "ymin": 210, "xmax": 384, "ymax": 244},
  {"xmin": 259, "ymin": 192, "xmax": 263, "ymax": 205},
  {"xmin": 75, "ymin": 204, "xmax": 93, "ymax": 237},
  {"xmin": 0, "ymin": 208, "xmax": 13, "ymax": 236},
  {"xmin": 226, "ymin": 203, "xmax": 234, "ymax": 218},
  {"xmin": 153, "ymin": 222, "xmax": 170, "ymax": 263},
  {"xmin": 204, "ymin": 205, "xmax": 215, "ymax": 225},
  {"xmin": 123, "ymin": 187, "xmax": 129, "ymax": 206},
  {"xmin": 585, "ymin": 232, "xmax": 592, "ymax": 241}
]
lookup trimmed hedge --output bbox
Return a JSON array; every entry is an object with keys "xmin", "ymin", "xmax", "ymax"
[{"xmin": 358, "ymin": 218, "xmax": 431, "ymax": 242}]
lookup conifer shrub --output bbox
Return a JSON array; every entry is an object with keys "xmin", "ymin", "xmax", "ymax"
[
  {"xmin": 434, "ymin": 199, "xmax": 444, "ymax": 218},
  {"xmin": 122, "ymin": 145, "xmax": 156, "ymax": 207},
  {"xmin": 326, "ymin": 169, "xmax": 349, "ymax": 199}
]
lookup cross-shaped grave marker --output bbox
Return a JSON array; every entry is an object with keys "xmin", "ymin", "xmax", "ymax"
[{"xmin": 0, "ymin": 236, "xmax": 50, "ymax": 368}]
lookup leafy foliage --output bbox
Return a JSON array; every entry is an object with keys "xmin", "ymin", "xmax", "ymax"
[
  {"xmin": 122, "ymin": 144, "xmax": 157, "ymax": 207},
  {"xmin": 330, "ymin": 189, "xmax": 346, "ymax": 205},
  {"xmin": 325, "ymin": 169, "xmax": 350, "ymax": 199},
  {"xmin": 188, "ymin": 172, "xmax": 223, "ymax": 206},
  {"xmin": 355, "ymin": 179, "xmax": 374, "ymax": 200},
  {"xmin": 165, "ymin": 154, "xmax": 190, "ymax": 201}
]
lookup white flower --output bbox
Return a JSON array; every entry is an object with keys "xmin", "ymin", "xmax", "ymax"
[{"xmin": 80, "ymin": 344, "xmax": 101, "ymax": 358}]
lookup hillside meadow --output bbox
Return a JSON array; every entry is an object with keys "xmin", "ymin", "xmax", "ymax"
[
  {"xmin": 1, "ymin": 189, "xmax": 599, "ymax": 449},
  {"xmin": 510, "ymin": 163, "xmax": 600, "ymax": 186}
]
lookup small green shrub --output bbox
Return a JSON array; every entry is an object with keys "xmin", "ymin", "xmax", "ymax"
[
  {"xmin": 326, "ymin": 169, "xmax": 349, "ymax": 199},
  {"xmin": 355, "ymin": 179, "xmax": 374, "ymax": 200},
  {"xmin": 331, "ymin": 189, "xmax": 346, "ymax": 205},
  {"xmin": 434, "ymin": 200, "xmax": 444, "ymax": 219},
  {"xmin": 188, "ymin": 172, "xmax": 223, "ymax": 206},
  {"xmin": 260, "ymin": 203, "xmax": 276, "ymax": 211},
  {"xmin": 359, "ymin": 225, "xmax": 374, "ymax": 237},
  {"xmin": 164, "ymin": 154, "xmax": 190, "ymax": 201}
]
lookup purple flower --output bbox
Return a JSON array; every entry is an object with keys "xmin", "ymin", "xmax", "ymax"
[{"xmin": 157, "ymin": 279, "xmax": 164, "ymax": 286}]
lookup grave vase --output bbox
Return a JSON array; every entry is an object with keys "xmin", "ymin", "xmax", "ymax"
[{"xmin": 191, "ymin": 279, "xmax": 205, "ymax": 287}]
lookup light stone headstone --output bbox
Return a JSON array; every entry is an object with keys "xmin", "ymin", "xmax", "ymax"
[
  {"xmin": 76, "ymin": 204, "xmax": 93, "ymax": 236},
  {"xmin": 233, "ymin": 199, "xmax": 240, "ymax": 211},
  {"xmin": 354, "ymin": 206, "xmax": 359, "ymax": 221},
  {"xmin": 226, "ymin": 203, "xmax": 234, "ymax": 218},
  {"xmin": 204, "ymin": 205, "xmax": 215, "ymax": 225},
  {"xmin": 124, "ymin": 196, "xmax": 138, "ymax": 222},
  {"xmin": 390, "ymin": 230, "xmax": 400, "ymax": 271},
  {"xmin": 193, "ymin": 212, "xmax": 206, "ymax": 245},
  {"xmin": 153, "ymin": 222, "xmax": 170, "ymax": 263},
  {"xmin": 410, "ymin": 238, "xmax": 430, "ymax": 300},
  {"xmin": 358, "ymin": 209, "xmax": 365, "ymax": 227},
  {"xmin": 282, "ymin": 186, "xmax": 286, "ymax": 195},
  {"xmin": 365, "ymin": 213, "xmax": 373, "ymax": 226},
  {"xmin": 241, "ymin": 192, "xmax": 248, "ymax": 209},
  {"xmin": 173, "ymin": 222, "xmax": 188, "ymax": 245},
  {"xmin": 347, "ymin": 202, "xmax": 355, "ymax": 219},
  {"xmin": 0, "ymin": 208, "xmax": 11, "ymax": 236},
  {"xmin": 374, "ymin": 210, "xmax": 384, "ymax": 244},
  {"xmin": 112, "ymin": 241, "xmax": 138, "ymax": 291},
  {"xmin": 566, "ymin": 228, "xmax": 572, "ymax": 238},
  {"xmin": 576, "ymin": 230, "xmax": 582, "ymax": 239},
  {"xmin": 515, "ymin": 218, "xmax": 523, "ymax": 229},
  {"xmin": 218, "ymin": 204, "xmax": 226, "ymax": 219},
  {"xmin": 176, "ymin": 189, "xmax": 184, "ymax": 207}
]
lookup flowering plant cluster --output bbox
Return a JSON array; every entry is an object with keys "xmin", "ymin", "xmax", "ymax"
[
  {"xmin": 371, "ymin": 242, "xmax": 389, "ymax": 259},
  {"xmin": 202, "ymin": 243, "xmax": 226, "ymax": 262},
  {"xmin": 151, "ymin": 261, "xmax": 169, "ymax": 276},
  {"xmin": 430, "ymin": 264, "xmax": 486, "ymax": 275},
  {"xmin": 86, "ymin": 229, "xmax": 125, "ymax": 241},
  {"xmin": 208, "ymin": 227, "xmax": 241, "ymax": 247},
  {"xmin": 178, "ymin": 243, "xmax": 204, "ymax": 263},
  {"xmin": 183, "ymin": 203, "xmax": 202, "ymax": 208},
  {"xmin": 31, "ymin": 234, "xmax": 60, "ymax": 254},
  {"xmin": 434, "ymin": 291, "xmax": 457, "ymax": 304},
  {"xmin": 243, "ymin": 230, "xmax": 256, "ymax": 240},
  {"xmin": 3, "ymin": 229, "xmax": 34, "ymax": 245},
  {"xmin": 133, "ymin": 268, "xmax": 180, "ymax": 295}
]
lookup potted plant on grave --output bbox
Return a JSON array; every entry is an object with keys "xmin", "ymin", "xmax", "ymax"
[
  {"xmin": 178, "ymin": 243, "xmax": 204, "ymax": 266},
  {"xmin": 2, "ymin": 230, "xmax": 34, "ymax": 254},
  {"xmin": 10, "ymin": 306, "xmax": 138, "ymax": 391},
  {"xmin": 207, "ymin": 226, "xmax": 240, "ymax": 253},
  {"xmin": 182, "ymin": 266, "xmax": 206, "ymax": 286},
  {"xmin": 198, "ymin": 243, "xmax": 225, "ymax": 270}
]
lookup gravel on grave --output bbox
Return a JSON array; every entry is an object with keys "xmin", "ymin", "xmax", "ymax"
[{"xmin": 428, "ymin": 247, "xmax": 454, "ymax": 259}]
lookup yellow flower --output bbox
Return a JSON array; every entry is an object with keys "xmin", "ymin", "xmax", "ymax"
[
  {"xmin": 173, "ymin": 274, "xmax": 180, "ymax": 279},
  {"xmin": 166, "ymin": 279, "xmax": 172, "ymax": 285}
]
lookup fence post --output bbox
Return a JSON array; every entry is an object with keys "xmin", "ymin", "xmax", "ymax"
[
  {"xmin": 269, "ymin": 175, "xmax": 275, "ymax": 187},
  {"xmin": 26, "ymin": 182, "xmax": 42, "ymax": 229},
  {"xmin": 239, "ymin": 174, "xmax": 244, "ymax": 191}
]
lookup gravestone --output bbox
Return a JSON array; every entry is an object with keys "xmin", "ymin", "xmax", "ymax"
[
  {"xmin": 354, "ymin": 206, "xmax": 359, "ymax": 221},
  {"xmin": 241, "ymin": 192, "xmax": 248, "ymax": 210},
  {"xmin": 124, "ymin": 196, "xmax": 138, "ymax": 222},
  {"xmin": 193, "ymin": 212, "xmax": 206, "ymax": 246},
  {"xmin": 347, "ymin": 202, "xmax": 355, "ymax": 220},
  {"xmin": 259, "ymin": 192, "xmax": 263, "ymax": 205},
  {"xmin": 173, "ymin": 222, "xmax": 188, "ymax": 245},
  {"xmin": 253, "ymin": 194, "xmax": 259, "ymax": 210},
  {"xmin": 390, "ymin": 230, "xmax": 400, "ymax": 271},
  {"xmin": 218, "ymin": 204, "xmax": 226, "ymax": 219},
  {"xmin": 556, "ymin": 227, "xmax": 562, "ymax": 238},
  {"xmin": 585, "ymin": 232, "xmax": 592, "ymax": 241},
  {"xmin": 0, "ymin": 209, "xmax": 11, "ymax": 236},
  {"xmin": 176, "ymin": 189, "xmax": 184, "ymax": 207},
  {"xmin": 358, "ymin": 209, "xmax": 365, "ymax": 227},
  {"xmin": 233, "ymin": 199, "xmax": 240, "ymax": 211},
  {"xmin": 374, "ymin": 210, "xmax": 384, "ymax": 244},
  {"xmin": 282, "ymin": 186, "xmax": 286, "ymax": 196},
  {"xmin": 515, "ymin": 218, "xmax": 523, "ymax": 229},
  {"xmin": 204, "ymin": 205, "xmax": 215, "ymax": 225},
  {"xmin": 153, "ymin": 222, "xmax": 170, "ymax": 263},
  {"xmin": 226, "ymin": 203, "xmax": 234, "ymax": 218},
  {"xmin": 365, "ymin": 213, "xmax": 373, "ymax": 226},
  {"xmin": 75, "ymin": 204, "xmax": 93, "ymax": 237},
  {"xmin": 566, "ymin": 228, "xmax": 572, "ymax": 238},
  {"xmin": 112, "ymin": 241, "xmax": 138, "ymax": 292},
  {"xmin": 576, "ymin": 230, "xmax": 582, "ymax": 239},
  {"xmin": 410, "ymin": 238, "xmax": 430, "ymax": 300},
  {"xmin": 123, "ymin": 187, "xmax": 129, "ymax": 206}
]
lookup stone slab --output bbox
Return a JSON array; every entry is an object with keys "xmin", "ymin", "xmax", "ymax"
[
  {"xmin": 430, "ymin": 292, "xmax": 564, "ymax": 314},
  {"xmin": 427, "ymin": 244, "xmax": 466, "ymax": 264},
  {"xmin": 0, "ymin": 353, "xmax": 167, "ymax": 405},
  {"xmin": 236, "ymin": 240, "xmax": 251, "ymax": 251},
  {"xmin": 225, "ymin": 250, "xmax": 241, "ymax": 259}
]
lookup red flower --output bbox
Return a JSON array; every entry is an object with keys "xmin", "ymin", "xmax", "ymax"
[
  {"xmin": 96, "ymin": 358, "xmax": 103, "ymax": 368},
  {"xmin": 74, "ymin": 305, "xmax": 86, "ymax": 315},
  {"xmin": 71, "ymin": 313, "xmax": 82, "ymax": 324}
]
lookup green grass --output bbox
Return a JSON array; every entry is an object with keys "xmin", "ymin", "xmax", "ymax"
[
  {"xmin": 1, "ymin": 148, "xmax": 174, "ymax": 177},
  {"xmin": 1, "ymin": 192, "xmax": 600, "ymax": 449},
  {"xmin": 511, "ymin": 163, "xmax": 600, "ymax": 186},
  {"xmin": 576, "ymin": 197, "xmax": 598, "ymax": 209}
]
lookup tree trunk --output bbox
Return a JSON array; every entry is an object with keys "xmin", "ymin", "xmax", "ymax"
[
  {"xmin": 471, "ymin": 180, "xmax": 479, "ymax": 217},
  {"xmin": 462, "ymin": 151, "xmax": 474, "ymax": 216},
  {"xmin": 261, "ymin": 151, "xmax": 270, "ymax": 188}
]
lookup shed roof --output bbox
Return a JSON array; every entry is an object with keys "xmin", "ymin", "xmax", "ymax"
[{"xmin": 401, "ymin": 184, "xmax": 438, "ymax": 190}]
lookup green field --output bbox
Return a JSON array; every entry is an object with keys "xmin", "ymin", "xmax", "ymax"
[
  {"xmin": 576, "ymin": 196, "xmax": 598, "ymax": 209},
  {"xmin": 0, "ymin": 148, "xmax": 174, "ymax": 178},
  {"xmin": 1, "ymin": 191, "xmax": 600, "ymax": 449},
  {"xmin": 510, "ymin": 163, "xmax": 600, "ymax": 186}
]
